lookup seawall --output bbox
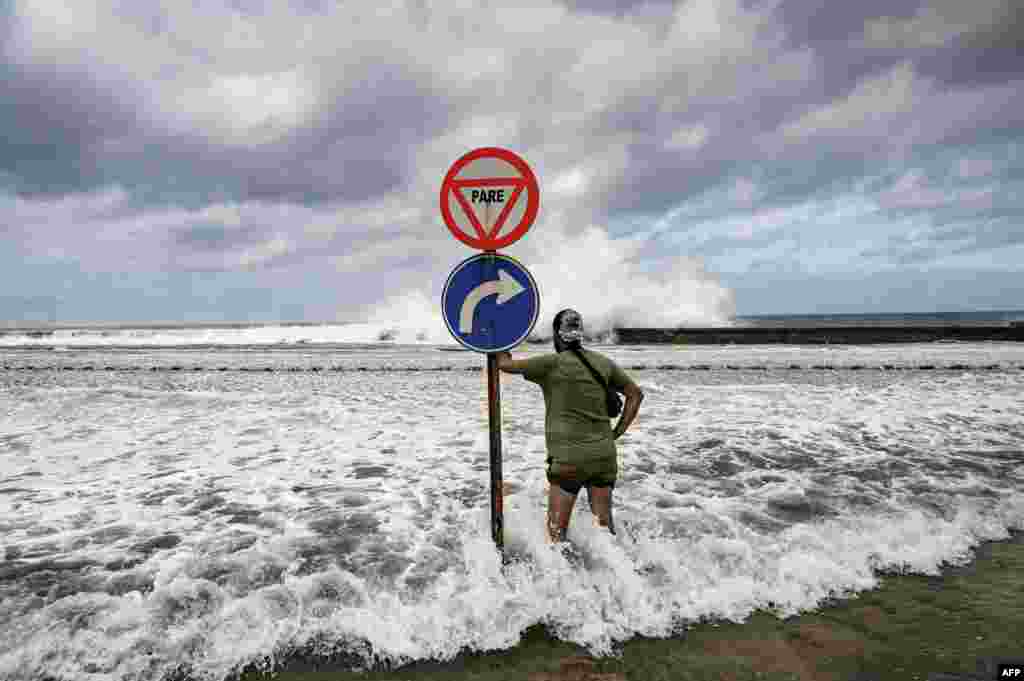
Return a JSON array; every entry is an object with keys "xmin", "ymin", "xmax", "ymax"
[{"xmin": 614, "ymin": 322, "xmax": 1024, "ymax": 344}]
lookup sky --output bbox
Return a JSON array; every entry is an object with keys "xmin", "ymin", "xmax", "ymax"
[{"xmin": 1, "ymin": 0, "xmax": 1022, "ymax": 326}]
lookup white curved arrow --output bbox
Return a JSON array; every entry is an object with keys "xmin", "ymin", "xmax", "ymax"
[{"xmin": 459, "ymin": 269, "xmax": 526, "ymax": 334}]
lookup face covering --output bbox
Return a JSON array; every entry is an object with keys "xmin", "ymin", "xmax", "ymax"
[{"xmin": 554, "ymin": 309, "xmax": 583, "ymax": 352}]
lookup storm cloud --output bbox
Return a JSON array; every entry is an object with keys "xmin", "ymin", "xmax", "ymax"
[{"xmin": 2, "ymin": 0, "xmax": 1022, "ymax": 321}]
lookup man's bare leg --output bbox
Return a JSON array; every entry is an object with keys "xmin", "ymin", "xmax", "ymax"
[
  {"xmin": 546, "ymin": 483, "xmax": 578, "ymax": 543},
  {"xmin": 586, "ymin": 485, "xmax": 615, "ymax": 535}
]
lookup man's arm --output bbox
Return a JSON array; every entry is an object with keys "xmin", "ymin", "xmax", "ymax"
[
  {"xmin": 494, "ymin": 351, "xmax": 531, "ymax": 375},
  {"xmin": 612, "ymin": 380, "xmax": 644, "ymax": 439}
]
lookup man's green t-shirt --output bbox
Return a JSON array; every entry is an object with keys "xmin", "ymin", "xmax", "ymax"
[{"xmin": 520, "ymin": 349, "xmax": 632, "ymax": 469}]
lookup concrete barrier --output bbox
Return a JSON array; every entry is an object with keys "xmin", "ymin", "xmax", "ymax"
[{"xmin": 615, "ymin": 323, "xmax": 1024, "ymax": 344}]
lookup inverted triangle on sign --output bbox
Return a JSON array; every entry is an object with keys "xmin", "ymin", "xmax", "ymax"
[{"xmin": 452, "ymin": 178, "xmax": 527, "ymax": 240}]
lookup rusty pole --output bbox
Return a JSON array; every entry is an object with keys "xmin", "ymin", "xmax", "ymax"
[
  {"xmin": 483, "ymin": 250, "xmax": 504, "ymax": 554},
  {"xmin": 486, "ymin": 351, "xmax": 504, "ymax": 552}
]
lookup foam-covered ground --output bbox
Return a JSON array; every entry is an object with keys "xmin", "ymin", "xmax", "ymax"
[{"xmin": 1, "ymin": 343, "xmax": 1023, "ymax": 681}]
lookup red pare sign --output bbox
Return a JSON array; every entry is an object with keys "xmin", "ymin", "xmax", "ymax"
[{"xmin": 439, "ymin": 147, "xmax": 539, "ymax": 250}]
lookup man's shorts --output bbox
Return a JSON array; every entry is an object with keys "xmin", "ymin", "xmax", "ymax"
[{"xmin": 546, "ymin": 457, "xmax": 616, "ymax": 495}]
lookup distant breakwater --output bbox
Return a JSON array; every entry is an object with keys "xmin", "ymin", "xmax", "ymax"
[{"xmin": 615, "ymin": 322, "xmax": 1024, "ymax": 344}]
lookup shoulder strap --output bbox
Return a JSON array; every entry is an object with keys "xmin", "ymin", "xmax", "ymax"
[{"xmin": 569, "ymin": 348, "xmax": 608, "ymax": 390}]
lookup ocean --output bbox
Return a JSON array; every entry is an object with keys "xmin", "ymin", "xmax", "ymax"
[{"xmin": 1, "ymin": 317, "xmax": 1023, "ymax": 680}]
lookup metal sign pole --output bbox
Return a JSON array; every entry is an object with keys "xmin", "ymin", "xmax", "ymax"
[
  {"xmin": 483, "ymin": 249, "xmax": 504, "ymax": 554},
  {"xmin": 486, "ymin": 350, "xmax": 504, "ymax": 553}
]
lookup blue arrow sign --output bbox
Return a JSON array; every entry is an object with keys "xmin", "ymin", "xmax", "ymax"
[{"xmin": 442, "ymin": 253, "xmax": 540, "ymax": 353}]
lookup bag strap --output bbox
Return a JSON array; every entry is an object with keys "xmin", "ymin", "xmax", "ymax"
[{"xmin": 569, "ymin": 347, "xmax": 610, "ymax": 392}]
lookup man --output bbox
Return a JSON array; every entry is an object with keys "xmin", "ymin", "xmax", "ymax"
[{"xmin": 496, "ymin": 309, "xmax": 644, "ymax": 543}]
